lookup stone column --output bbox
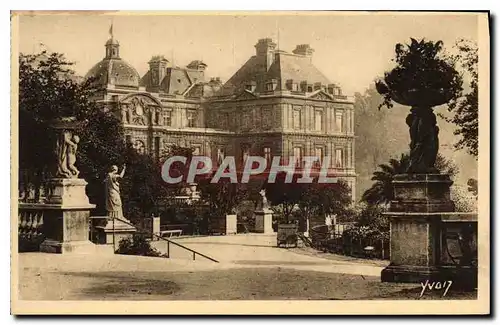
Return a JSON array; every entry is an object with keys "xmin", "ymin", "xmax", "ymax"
[{"xmin": 39, "ymin": 118, "xmax": 98, "ymax": 254}]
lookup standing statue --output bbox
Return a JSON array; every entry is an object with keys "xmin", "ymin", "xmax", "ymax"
[
  {"xmin": 405, "ymin": 107, "xmax": 439, "ymax": 174},
  {"xmin": 121, "ymin": 105, "xmax": 131, "ymax": 124},
  {"xmin": 55, "ymin": 130, "xmax": 80, "ymax": 178},
  {"xmin": 67, "ymin": 134, "xmax": 80, "ymax": 177},
  {"xmin": 256, "ymin": 189, "xmax": 270, "ymax": 211},
  {"xmin": 105, "ymin": 164, "xmax": 126, "ymax": 221}
]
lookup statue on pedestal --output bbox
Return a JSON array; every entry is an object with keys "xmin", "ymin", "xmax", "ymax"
[
  {"xmin": 55, "ymin": 129, "xmax": 80, "ymax": 178},
  {"xmin": 256, "ymin": 189, "xmax": 270, "ymax": 211},
  {"xmin": 375, "ymin": 38, "xmax": 462, "ymax": 174},
  {"xmin": 105, "ymin": 164, "xmax": 126, "ymax": 221}
]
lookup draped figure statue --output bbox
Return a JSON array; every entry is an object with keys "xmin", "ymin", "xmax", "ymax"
[{"xmin": 105, "ymin": 165, "xmax": 126, "ymax": 221}]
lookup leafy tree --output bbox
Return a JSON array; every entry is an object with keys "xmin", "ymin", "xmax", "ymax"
[
  {"xmin": 298, "ymin": 180, "xmax": 352, "ymax": 226},
  {"xmin": 444, "ymin": 39, "xmax": 478, "ymax": 157},
  {"xmin": 361, "ymin": 154, "xmax": 409, "ymax": 206},
  {"xmin": 197, "ymin": 175, "xmax": 247, "ymax": 220},
  {"xmin": 18, "ymin": 50, "xmax": 170, "ymax": 222},
  {"xmin": 263, "ymin": 172, "xmax": 353, "ymax": 225},
  {"xmin": 263, "ymin": 173, "xmax": 307, "ymax": 223},
  {"xmin": 159, "ymin": 144, "xmax": 198, "ymax": 197},
  {"xmin": 361, "ymin": 153, "xmax": 458, "ymax": 206},
  {"xmin": 354, "ymin": 85, "xmax": 411, "ymax": 199},
  {"xmin": 18, "ymin": 51, "xmax": 127, "ymax": 207},
  {"xmin": 77, "ymin": 109, "xmax": 128, "ymax": 213},
  {"xmin": 355, "ymin": 203, "xmax": 389, "ymax": 233},
  {"xmin": 120, "ymin": 146, "xmax": 169, "ymax": 220}
]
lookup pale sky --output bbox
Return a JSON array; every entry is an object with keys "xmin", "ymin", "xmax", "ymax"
[{"xmin": 17, "ymin": 12, "xmax": 479, "ymax": 95}]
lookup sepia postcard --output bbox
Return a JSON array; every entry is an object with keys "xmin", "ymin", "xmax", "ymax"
[{"xmin": 11, "ymin": 11, "xmax": 490, "ymax": 315}]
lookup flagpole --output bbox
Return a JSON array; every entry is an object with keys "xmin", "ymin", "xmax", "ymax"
[{"xmin": 109, "ymin": 22, "xmax": 114, "ymax": 39}]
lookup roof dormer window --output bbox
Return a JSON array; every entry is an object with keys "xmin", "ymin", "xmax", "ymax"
[
  {"xmin": 245, "ymin": 81, "xmax": 257, "ymax": 92},
  {"xmin": 266, "ymin": 79, "xmax": 278, "ymax": 92}
]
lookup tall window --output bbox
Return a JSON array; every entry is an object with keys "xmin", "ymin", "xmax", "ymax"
[
  {"xmin": 335, "ymin": 149, "xmax": 344, "ymax": 168},
  {"xmin": 263, "ymin": 147, "xmax": 272, "ymax": 164},
  {"xmin": 293, "ymin": 147, "xmax": 303, "ymax": 167},
  {"xmin": 315, "ymin": 110, "xmax": 323, "ymax": 131},
  {"xmin": 242, "ymin": 146, "xmax": 250, "ymax": 164},
  {"xmin": 187, "ymin": 111, "xmax": 196, "ymax": 127},
  {"xmin": 242, "ymin": 112, "xmax": 252, "ymax": 129},
  {"xmin": 216, "ymin": 148, "xmax": 225, "ymax": 166},
  {"xmin": 164, "ymin": 111, "xmax": 172, "ymax": 126},
  {"xmin": 314, "ymin": 147, "xmax": 324, "ymax": 168},
  {"xmin": 154, "ymin": 111, "xmax": 160, "ymax": 125},
  {"xmin": 154, "ymin": 137, "xmax": 161, "ymax": 160},
  {"xmin": 293, "ymin": 109, "xmax": 301, "ymax": 130},
  {"xmin": 335, "ymin": 111, "xmax": 344, "ymax": 133},
  {"xmin": 266, "ymin": 83, "xmax": 274, "ymax": 91},
  {"xmin": 223, "ymin": 112, "xmax": 230, "ymax": 129}
]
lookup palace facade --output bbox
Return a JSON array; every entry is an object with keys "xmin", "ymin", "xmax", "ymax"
[{"xmin": 85, "ymin": 35, "xmax": 356, "ymax": 198}]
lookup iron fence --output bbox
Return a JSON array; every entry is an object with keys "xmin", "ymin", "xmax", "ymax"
[{"xmin": 309, "ymin": 224, "xmax": 390, "ymax": 260}]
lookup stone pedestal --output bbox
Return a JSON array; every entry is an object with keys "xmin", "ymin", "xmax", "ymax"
[
  {"xmin": 209, "ymin": 214, "xmax": 237, "ymax": 235},
  {"xmin": 389, "ymin": 174, "xmax": 455, "ymax": 213},
  {"xmin": 95, "ymin": 217, "xmax": 137, "ymax": 245},
  {"xmin": 46, "ymin": 178, "xmax": 92, "ymax": 206},
  {"xmin": 254, "ymin": 208, "xmax": 274, "ymax": 234},
  {"xmin": 39, "ymin": 178, "xmax": 97, "ymax": 254},
  {"xmin": 381, "ymin": 212, "xmax": 443, "ymax": 283},
  {"xmin": 381, "ymin": 174, "xmax": 468, "ymax": 285}
]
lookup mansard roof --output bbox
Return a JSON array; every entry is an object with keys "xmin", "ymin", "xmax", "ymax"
[{"xmin": 221, "ymin": 46, "xmax": 332, "ymax": 95}]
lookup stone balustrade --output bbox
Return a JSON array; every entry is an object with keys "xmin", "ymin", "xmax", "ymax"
[{"xmin": 18, "ymin": 205, "xmax": 46, "ymax": 252}]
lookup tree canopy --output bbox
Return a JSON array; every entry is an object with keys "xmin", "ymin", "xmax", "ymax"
[
  {"xmin": 361, "ymin": 152, "xmax": 458, "ymax": 206},
  {"xmin": 19, "ymin": 51, "xmax": 127, "ymax": 207},
  {"xmin": 444, "ymin": 39, "xmax": 478, "ymax": 157},
  {"xmin": 263, "ymin": 172, "xmax": 353, "ymax": 223}
]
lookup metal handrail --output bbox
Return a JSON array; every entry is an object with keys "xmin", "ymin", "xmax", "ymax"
[{"xmin": 108, "ymin": 216, "xmax": 219, "ymax": 263}]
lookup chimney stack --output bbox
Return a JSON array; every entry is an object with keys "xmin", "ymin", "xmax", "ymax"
[
  {"xmin": 293, "ymin": 44, "xmax": 314, "ymax": 62},
  {"xmin": 255, "ymin": 38, "xmax": 277, "ymax": 71},
  {"xmin": 148, "ymin": 55, "xmax": 169, "ymax": 88}
]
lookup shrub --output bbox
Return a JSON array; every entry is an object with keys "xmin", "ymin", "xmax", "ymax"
[
  {"xmin": 343, "ymin": 225, "xmax": 389, "ymax": 243},
  {"xmin": 115, "ymin": 234, "xmax": 168, "ymax": 258},
  {"xmin": 451, "ymin": 185, "xmax": 477, "ymax": 212},
  {"xmin": 356, "ymin": 204, "xmax": 389, "ymax": 232}
]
